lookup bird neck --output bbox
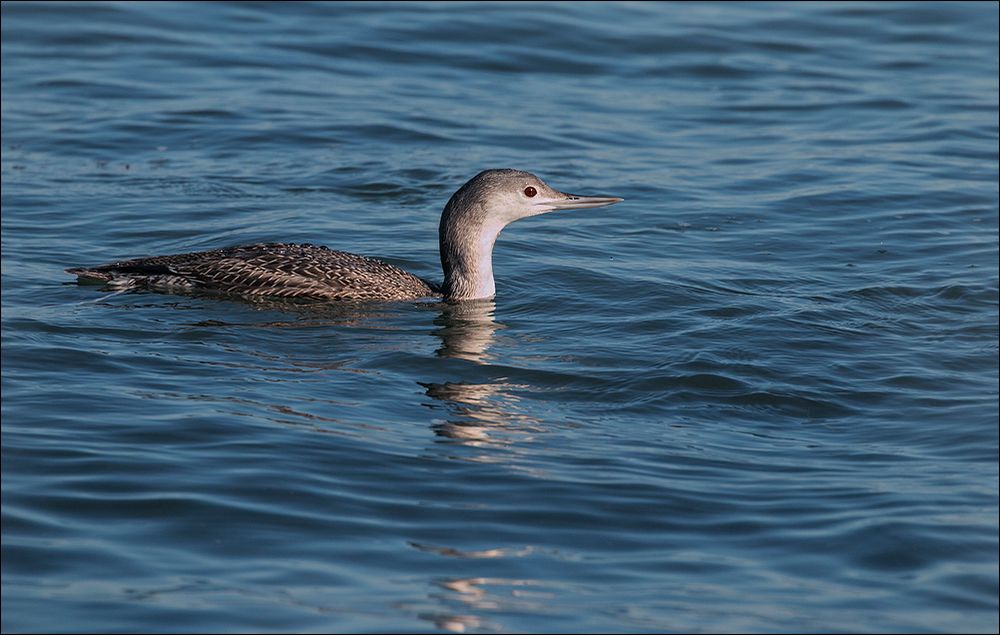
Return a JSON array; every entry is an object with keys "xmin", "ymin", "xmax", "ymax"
[{"xmin": 439, "ymin": 214, "xmax": 505, "ymax": 301}]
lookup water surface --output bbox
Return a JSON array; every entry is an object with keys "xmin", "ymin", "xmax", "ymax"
[{"xmin": 2, "ymin": 2, "xmax": 998, "ymax": 633}]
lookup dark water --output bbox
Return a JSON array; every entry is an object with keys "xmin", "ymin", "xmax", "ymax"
[{"xmin": 2, "ymin": 1, "xmax": 998, "ymax": 632}]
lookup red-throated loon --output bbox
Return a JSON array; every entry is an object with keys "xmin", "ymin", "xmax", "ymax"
[{"xmin": 66, "ymin": 169, "xmax": 623, "ymax": 302}]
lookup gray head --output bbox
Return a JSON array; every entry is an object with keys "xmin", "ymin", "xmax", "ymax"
[{"xmin": 439, "ymin": 169, "xmax": 623, "ymax": 301}]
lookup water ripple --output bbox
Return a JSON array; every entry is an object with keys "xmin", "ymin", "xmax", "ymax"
[{"xmin": 3, "ymin": 1, "xmax": 997, "ymax": 633}]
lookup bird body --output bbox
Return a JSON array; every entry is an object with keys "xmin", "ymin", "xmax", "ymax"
[
  {"xmin": 68, "ymin": 242, "xmax": 439, "ymax": 301},
  {"xmin": 67, "ymin": 169, "xmax": 622, "ymax": 302}
]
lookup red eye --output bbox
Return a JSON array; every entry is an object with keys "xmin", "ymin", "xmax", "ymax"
[{"xmin": 524, "ymin": 186, "xmax": 537, "ymax": 197}]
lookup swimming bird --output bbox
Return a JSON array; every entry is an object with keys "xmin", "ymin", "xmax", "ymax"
[{"xmin": 66, "ymin": 169, "xmax": 623, "ymax": 302}]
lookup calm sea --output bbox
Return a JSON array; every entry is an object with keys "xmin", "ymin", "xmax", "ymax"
[{"xmin": 2, "ymin": 1, "xmax": 998, "ymax": 632}]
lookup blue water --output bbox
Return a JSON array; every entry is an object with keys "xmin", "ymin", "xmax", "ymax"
[{"xmin": 2, "ymin": 1, "xmax": 998, "ymax": 632}]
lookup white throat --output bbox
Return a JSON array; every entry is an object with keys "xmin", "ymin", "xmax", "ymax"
[{"xmin": 442, "ymin": 217, "xmax": 505, "ymax": 300}]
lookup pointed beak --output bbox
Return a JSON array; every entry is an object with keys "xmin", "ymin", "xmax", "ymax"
[{"xmin": 535, "ymin": 192, "xmax": 624, "ymax": 212}]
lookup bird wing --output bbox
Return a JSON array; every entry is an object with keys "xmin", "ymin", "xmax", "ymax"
[
  {"xmin": 170, "ymin": 243, "xmax": 434, "ymax": 300},
  {"xmin": 69, "ymin": 243, "xmax": 436, "ymax": 301}
]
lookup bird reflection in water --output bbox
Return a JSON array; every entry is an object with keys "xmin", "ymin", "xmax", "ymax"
[
  {"xmin": 431, "ymin": 298, "xmax": 503, "ymax": 363},
  {"xmin": 424, "ymin": 299, "xmax": 543, "ymax": 449},
  {"xmin": 418, "ymin": 301, "xmax": 553, "ymax": 631},
  {"xmin": 408, "ymin": 542, "xmax": 551, "ymax": 633}
]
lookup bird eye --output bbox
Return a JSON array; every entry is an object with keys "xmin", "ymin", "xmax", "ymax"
[{"xmin": 524, "ymin": 186, "xmax": 537, "ymax": 197}]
